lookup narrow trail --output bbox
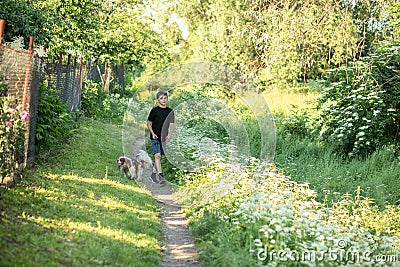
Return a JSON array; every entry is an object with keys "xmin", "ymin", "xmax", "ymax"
[{"xmin": 132, "ymin": 137, "xmax": 201, "ymax": 267}]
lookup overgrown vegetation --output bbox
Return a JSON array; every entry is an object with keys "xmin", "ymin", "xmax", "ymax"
[
  {"xmin": 80, "ymin": 80, "xmax": 132, "ymax": 124},
  {"xmin": 154, "ymin": 86, "xmax": 400, "ymax": 266},
  {"xmin": 2, "ymin": 0, "xmax": 400, "ymax": 266},
  {"xmin": 318, "ymin": 43, "xmax": 400, "ymax": 156}
]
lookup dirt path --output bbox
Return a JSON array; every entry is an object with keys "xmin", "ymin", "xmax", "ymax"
[{"xmin": 132, "ymin": 137, "xmax": 201, "ymax": 267}]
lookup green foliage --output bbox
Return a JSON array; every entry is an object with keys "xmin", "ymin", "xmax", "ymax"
[
  {"xmin": 0, "ymin": 98, "xmax": 28, "ymax": 183},
  {"xmin": 80, "ymin": 79, "xmax": 106, "ymax": 119},
  {"xmin": 35, "ymin": 83, "xmax": 75, "ymax": 153},
  {"xmin": 95, "ymin": 6, "xmax": 170, "ymax": 68},
  {"xmin": 318, "ymin": 43, "xmax": 400, "ymax": 156},
  {"xmin": 0, "ymin": 0, "xmax": 50, "ymax": 46},
  {"xmin": 178, "ymin": 159, "xmax": 400, "ymax": 266},
  {"xmin": 0, "ymin": 0, "xmax": 170, "ymax": 71},
  {"xmin": 80, "ymin": 79, "xmax": 131, "ymax": 124},
  {"xmin": 275, "ymin": 131, "xmax": 400, "ymax": 207},
  {"xmin": 271, "ymin": 88, "xmax": 400, "ymax": 207},
  {"xmin": 164, "ymin": 86, "xmax": 400, "ymax": 266},
  {"xmin": 32, "ymin": 0, "xmax": 104, "ymax": 58},
  {"xmin": 168, "ymin": 0, "xmax": 365, "ymax": 86},
  {"xmin": 388, "ymin": 1, "xmax": 400, "ymax": 41},
  {"xmin": 275, "ymin": 105, "xmax": 314, "ymax": 139}
]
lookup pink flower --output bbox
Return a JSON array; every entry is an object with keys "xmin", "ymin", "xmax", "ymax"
[
  {"xmin": 19, "ymin": 111, "xmax": 29, "ymax": 121},
  {"xmin": 5, "ymin": 120, "xmax": 14, "ymax": 127}
]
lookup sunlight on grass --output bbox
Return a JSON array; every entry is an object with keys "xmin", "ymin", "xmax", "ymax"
[
  {"xmin": 24, "ymin": 214, "xmax": 160, "ymax": 249},
  {"xmin": 46, "ymin": 173, "xmax": 149, "ymax": 195},
  {"xmin": 0, "ymin": 118, "xmax": 163, "ymax": 267},
  {"xmin": 264, "ymin": 90, "xmax": 319, "ymax": 114}
]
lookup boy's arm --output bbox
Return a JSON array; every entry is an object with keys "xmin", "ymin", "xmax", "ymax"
[
  {"xmin": 166, "ymin": 123, "xmax": 175, "ymax": 142},
  {"xmin": 147, "ymin": 120, "xmax": 158, "ymax": 139}
]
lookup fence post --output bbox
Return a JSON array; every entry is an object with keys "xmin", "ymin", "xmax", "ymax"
[
  {"xmin": 22, "ymin": 37, "xmax": 34, "ymax": 109},
  {"xmin": 0, "ymin": 19, "xmax": 5, "ymax": 44},
  {"xmin": 21, "ymin": 36, "xmax": 34, "ymax": 167}
]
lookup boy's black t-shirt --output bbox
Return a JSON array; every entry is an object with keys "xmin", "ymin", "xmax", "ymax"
[{"xmin": 147, "ymin": 106, "xmax": 175, "ymax": 141}]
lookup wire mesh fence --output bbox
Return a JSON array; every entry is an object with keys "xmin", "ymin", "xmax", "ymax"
[
  {"xmin": 0, "ymin": 42, "xmax": 85, "ymax": 187},
  {"xmin": 45, "ymin": 56, "xmax": 84, "ymax": 121},
  {"xmin": 0, "ymin": 42, "xmax": 45, "ymax": 167},
  {"xmin": 0, "ymin": 19, "xmax": 125, "ymax": 187}
]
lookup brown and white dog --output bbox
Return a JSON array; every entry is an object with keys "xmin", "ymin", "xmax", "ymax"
[{"xmin": 117, "ymin": 150, "xmax": 153, "ymax": 180}]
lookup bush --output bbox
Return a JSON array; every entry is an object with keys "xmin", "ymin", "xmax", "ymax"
[
  {"xmin": 0, "ymin": 74, "xmax": 29, "ymax": 183},
  {"xmin": 80, "ymin": 79, "xmax": 106, "ymax": 119},
  {"xmin": 275, "ymin": 105, "xmax": 314, "ymax": 139},
  {"xmin": 80, "ymin": 80, "xmax": 131, "ymax": 124},
  {"xmin": 318, "ymin": 43, "xmax": 400, "ymax": 156},
  {"xmin": 35, "ymin": 83, "xmax": 75, "ymax": 152}
]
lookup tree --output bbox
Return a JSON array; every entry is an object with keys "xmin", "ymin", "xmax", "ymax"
[
  {"xmin": 33, "ymin": 0, "xmax": 105, "ymax": 59},
  {"xmin": 94, "ymin": 2, "xmax": 170, "ymax": 69},
  {"xmin": 150, "ymin": 0, "xmax": 392, "ymax": 87},
  {"xmin": 0, "ymin": 0, "xmax": 50, "ymax": 47}
]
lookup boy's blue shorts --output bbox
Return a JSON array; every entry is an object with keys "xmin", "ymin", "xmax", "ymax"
[{"xmin": 151, "ymin": 140, "xmax": 166, "ymax": 155}]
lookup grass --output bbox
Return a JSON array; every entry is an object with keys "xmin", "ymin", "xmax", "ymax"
[
  {"xmin": 265, "ymin": 89, "xmax": 400, "ymax": 207},
  {"xmin": 0, "ymin": 118, "xmax": 162, "ymax": 267},
  {"xmin": 275, "ymin": 136, "xmax": 400, "ymax": 206},
  {"xmin": 264, "ymin": 89, "xmax": 319, "ymax": 115}
]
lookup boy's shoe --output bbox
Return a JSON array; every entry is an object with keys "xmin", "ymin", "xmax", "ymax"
[
  {"xmin": 149, "ymin": 172, "xmax": 158, "ymax": 183},
  {"xmin": 158, "ymin": 173, "xmax": 166, "ymax": 184}
]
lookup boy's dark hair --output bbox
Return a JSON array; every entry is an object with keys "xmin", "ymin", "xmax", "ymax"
[{"xmin": 156, "ymin": 91, "xmax": 168, "ymax": 99}]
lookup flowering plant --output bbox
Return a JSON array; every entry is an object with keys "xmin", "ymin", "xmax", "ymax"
[
  {"xmin": 0, "ymin": 97, "xmax": 29, "ymax": 183},
  {"xmin": 175, "ymin": 124, "xmax": 400, "ymax": 266}
]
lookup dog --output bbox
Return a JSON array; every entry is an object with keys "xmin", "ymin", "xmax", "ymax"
[
  {"xmin": 134, "ymin": 149, "xmax": 153, "ymax": 170},
  {"xmin": 117, "ymin": 150, "xmax": 153, "ymax": 180},
  {"xmin": 117, "ymin": 156, "xmax": 141, "ymax": 180}
]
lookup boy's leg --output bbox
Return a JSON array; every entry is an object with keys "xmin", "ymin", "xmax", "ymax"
[
  {"xmin": 150, "ymin": 140, "xmax": 162, "ymax": 183},
  {"xmin": 154, "ymin": 152, "xmax": 162, "ymax": 174},
  {"xmin": 157, "ymin": 142, "xmax": 166, "ymax": 184}
]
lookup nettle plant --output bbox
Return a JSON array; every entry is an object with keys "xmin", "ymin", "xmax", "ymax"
[
  {"xmin": 81, "ymin": 80, "xmax": 131, "ymax": 124},
  {"xmin": 0, "ymin": 79, "xmax": 29, "ymax": 182},
  {"xmin": 318, "ymin": 43, "xmax": 400, "ymax": 156}
]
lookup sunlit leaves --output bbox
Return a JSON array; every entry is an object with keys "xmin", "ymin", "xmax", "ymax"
[{"xmin": 0, "ymin": 0, "xmax": 51, "ymax": 46}]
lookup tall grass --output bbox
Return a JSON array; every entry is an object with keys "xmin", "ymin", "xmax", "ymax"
[
  {"xmin": 275, "ymin": 136, "xmax": 400, "ymax": 207},
  {"xmin": 268, "ymin": 90, "xmax": 400, "ymax": 206}
]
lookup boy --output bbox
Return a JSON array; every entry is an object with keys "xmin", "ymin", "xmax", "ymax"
[{"xmin": 147, "ymin": 91, "xmax": 175, "ymax": 184}]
